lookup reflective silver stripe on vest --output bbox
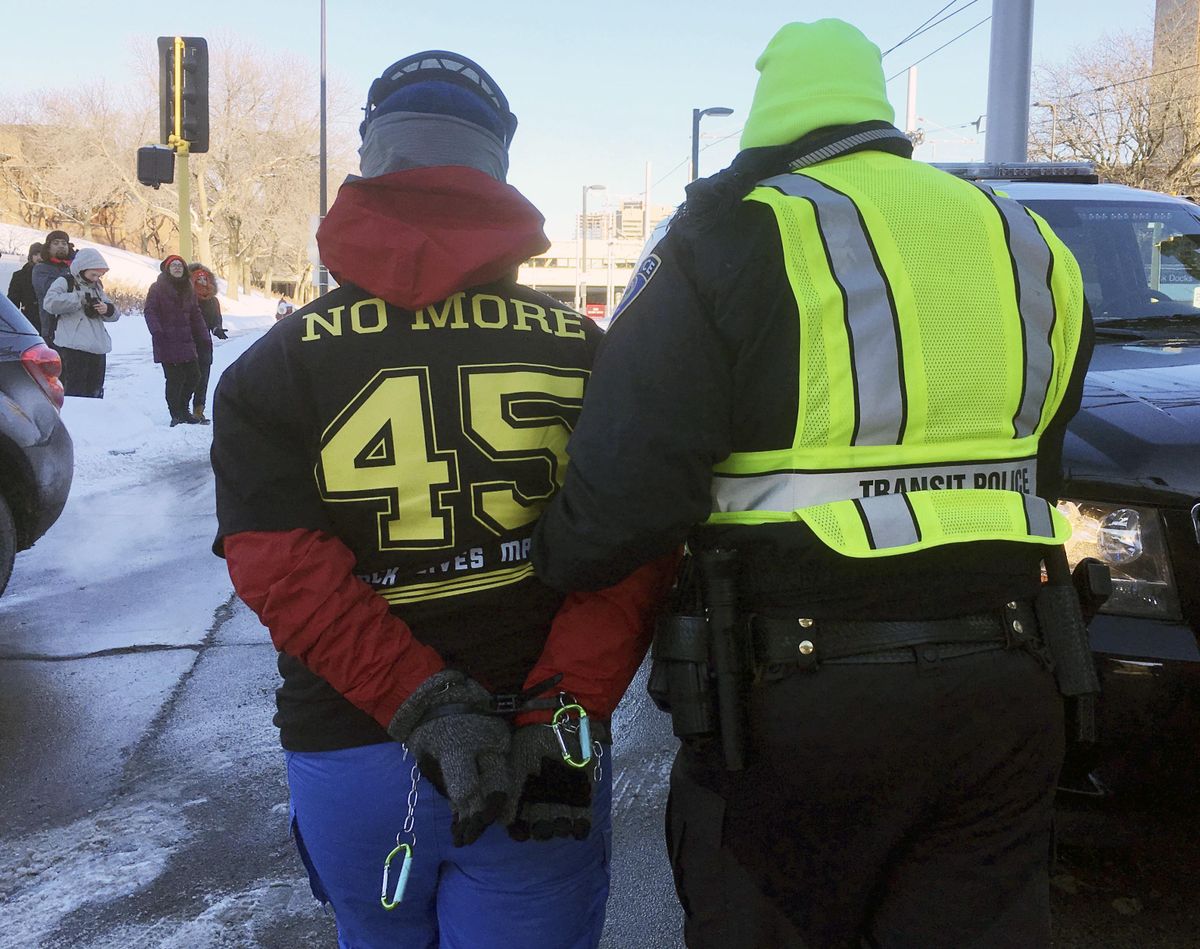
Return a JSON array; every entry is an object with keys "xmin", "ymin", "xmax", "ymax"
[
  {"xmin": 760, "ymin": 172, "xmax": 905, "ymax": 446},
  {"xmin": 711, "ymin": 457, "xmax": 1038, "ymax": 513},
  {"xmin": 857, "ymin": 494, "xmax": 920, "ymax": 549},
  {"xmin": 973, "ymin": 183, "xmax": 1057, "ymax": 438},
  {"xmin": 1023, "ymin": 495, "xmax": 1056, "ymax": 538}
]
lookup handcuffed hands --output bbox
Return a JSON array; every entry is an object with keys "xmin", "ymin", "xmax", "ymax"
[
  {"xmin": 388, "ymin": 670, "xmax": 511, "ymax": 847},
  {"xmin": 502, "ymin": 720, "xmax": 605, "ymax": 842}
]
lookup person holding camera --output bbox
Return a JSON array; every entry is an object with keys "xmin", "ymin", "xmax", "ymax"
[{"xmin": 41, "ymin": 246, "xmax": 119, "ymax": 398}]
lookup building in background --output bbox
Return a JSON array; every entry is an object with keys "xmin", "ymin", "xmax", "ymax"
[
  {"xmin": 519, "ymin": 236, "xmax": 646, "ymax": 320},
  {"xmin": 539, "ymin": 196, "xmax": 676, "ymax": 319},
  {"xmin": 574, "ymin": 197, "xmax": 675, "ymax": 245},
  {"xmin": 1152, "ymin": 0, "xmax": 1200, "ymax": 174}
]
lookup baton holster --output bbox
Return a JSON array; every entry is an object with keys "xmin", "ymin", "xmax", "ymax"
[
  {"xmin": 1036, "ymin": 550, "xmax": 1108, "ymax": 743},
  {"xmin": 647, "ymin": 548, "xmax": 749, "ymax": 770},
  {"xmin": 648, "ymin": 612, "xmax": 717, "ymax": 739}
]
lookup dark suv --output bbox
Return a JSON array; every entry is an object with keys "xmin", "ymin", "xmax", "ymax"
[
  {"xmin": 0, "ymin": 293, "xmax": 72, "ymax": 594},
  {"xmin": 942, "ymin": 164, "xmax": 1200, "ymax": 803}
]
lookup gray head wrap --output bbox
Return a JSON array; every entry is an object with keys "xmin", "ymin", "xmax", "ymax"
[{"xmin": 358, "ymin": 111, "xmax": 509, "ymax": 182}]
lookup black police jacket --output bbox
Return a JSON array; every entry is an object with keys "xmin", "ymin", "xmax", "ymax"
[{"xmin": 532, "ymin": 145, "xmax": 1094, "ymax": 621}]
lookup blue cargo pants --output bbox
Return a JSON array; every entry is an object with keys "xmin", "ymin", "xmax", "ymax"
[{"xmin": 285, "ymin": 741, "xmax": 612, "ymax": 949}]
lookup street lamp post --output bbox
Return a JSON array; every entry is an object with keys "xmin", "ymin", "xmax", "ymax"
[
  {"xmin": 318, "ymin": 0, "xmax": 328, "ymax": 299},
  {"xmin": 1032, "ymin": 101, "xmax": 1058, "ymax": 158},
  {"xmin": 578, "ymin": 183, "xmax": 606, "ymax": 312},
  {"xmin": 691, "ymin": 106, "xmax": 734, "ymax": 182}
]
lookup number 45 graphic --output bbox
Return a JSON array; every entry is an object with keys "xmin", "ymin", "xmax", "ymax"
[{"xmin": 316, "ymin": 364, "xmax": 587, "ymax": 551}]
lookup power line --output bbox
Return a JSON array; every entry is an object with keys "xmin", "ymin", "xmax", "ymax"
[
  {"xmin": 885, "ymin": 0, "xmax": 984, "ymax": 57},
  {"xmin": 1055, "ymin": 59, "xmax": 1200, "ymax": 101},
  {"xmin": 651, "ymin": 156, "xmax": 691, "ymax": 189},
  {"xmin": 886, "ymin": 16, "xmax": 992, "ymax": 82},
  {"xmin": 652, "ymin": 127, "xmax": 745, "ymax": 190},
  {"xmin": 883, "ymin": 2, "xmax": 958, "ymax": 56}
]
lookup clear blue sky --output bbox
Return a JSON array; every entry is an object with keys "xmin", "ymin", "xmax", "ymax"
[{"xmin": 0, "ymin": 0, "xmax": 1157, "ymax": 238}]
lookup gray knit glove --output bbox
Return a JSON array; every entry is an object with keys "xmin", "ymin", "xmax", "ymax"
[
  {"xmin": 389, "ymin": 670, "xmax": 511, "ymax": 847},
  {"xmin": 502, "ymin": 720, "xmax": 608, "ymax": 842}
]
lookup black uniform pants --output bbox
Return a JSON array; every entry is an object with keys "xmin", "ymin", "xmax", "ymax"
[
  {"xmin": 666, "ymin": 646, "xmax": 1064, "ymax": 949},
  {"xmin": 162, "ymin": 360, "xmax": 199, "ymax": 421},
  {"xmin": 58, "ymin": 347, "xmax": 106, "ymax": 398}
]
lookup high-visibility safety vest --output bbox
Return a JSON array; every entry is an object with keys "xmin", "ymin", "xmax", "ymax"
[{"xmin": 708, "ymin": 152, "xmax": 1085, "ymax": 557}]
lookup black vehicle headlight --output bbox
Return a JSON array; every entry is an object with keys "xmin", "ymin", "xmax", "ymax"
[{"xmin": 1057, "ymin": 501, "xmax": 1181, "ymax": 620}]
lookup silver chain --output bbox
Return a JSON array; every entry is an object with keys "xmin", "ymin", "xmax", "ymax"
[
  {"xmin": 592, "ymin": 740, "xmax": 604, "ymax": 783},
  {"xmin": 401, "ymin": 746, "xmax": 420, "ymax": 850}
]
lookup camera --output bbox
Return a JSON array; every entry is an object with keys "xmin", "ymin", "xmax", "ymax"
[{"xmin": 83, "ymin": 292, "xmax": 103, "ymax": 318}]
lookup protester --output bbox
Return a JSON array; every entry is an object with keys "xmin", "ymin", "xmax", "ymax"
[
  {"xmin": 144, "ymin": 254, "xmax": 209, "ymax": 426},
  {"xmin": 40, "ymin": 247, "xmax": 119, "ymax": 398},
  {"xmin": 211, "ymin": 50, "xmax": 673, "ymax": 948},
  {"xmin": 187, "ymin": 263, "xmax": 228, "ymax": 424},
  {"xmin": 32, "ymin": 230, "xmax": 74, "ymax": 347},
  {"xmin": 532, "ymin": 19, "xmax": 1093, "ymax": 949},
  {"xmin": 6, "ymin": 242, "xmax": 44, "ymax": 333},
  {"xmin": 274, "ymin": 297, "xmax": 294, "ymax": 321}
]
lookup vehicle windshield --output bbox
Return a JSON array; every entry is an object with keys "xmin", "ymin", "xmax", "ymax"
[{"xmin": 1020, "ymin": 198, "xmax": 1200, "ymax": 330}]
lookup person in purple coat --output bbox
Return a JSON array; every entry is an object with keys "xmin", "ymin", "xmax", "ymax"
[{"xmin": 144, "ymin": 255, "xmax": 210, "ymax": 426}]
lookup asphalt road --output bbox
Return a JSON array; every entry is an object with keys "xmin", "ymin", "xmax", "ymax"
[{"xmin": 0, "ymin": 593, "xmax": 682, "ymax": 948}]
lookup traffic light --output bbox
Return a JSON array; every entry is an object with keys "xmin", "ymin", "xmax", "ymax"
[
  {"xmin": 157, "ymin": 36, "xmax": 209, "ymax": 153},
  {"xmin": 136, "ymin": 145, "xmax": 175, "ymax": 189}
]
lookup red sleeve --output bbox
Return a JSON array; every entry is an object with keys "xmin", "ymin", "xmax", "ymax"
[
  {"xmin": 224, "ymin": 528, "xmax": 445, "ymax": 728},
  {"xmin": 515, "ymin": 550, "xmax": 680, "ymax": 727}
]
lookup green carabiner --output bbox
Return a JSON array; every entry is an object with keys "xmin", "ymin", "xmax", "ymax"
[
  {"xmin": 551, "ymin": 702, "xmax": 592, "ymax": 768},
  {"xmin": 380, "ymin": 841, "xmax": 413, "ymax": 910}
]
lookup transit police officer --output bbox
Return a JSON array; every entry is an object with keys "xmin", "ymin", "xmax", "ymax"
[{"xmin": 532, "ymin": 19, "xmax": 1093, "ymax": 949}]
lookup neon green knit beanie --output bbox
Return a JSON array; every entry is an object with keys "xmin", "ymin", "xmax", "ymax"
[{"xmin": 740, "ymin": 19, "xmax": 895, "ymax": 150}]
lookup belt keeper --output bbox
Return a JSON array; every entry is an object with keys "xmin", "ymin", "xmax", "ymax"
[{"xmin": 796, "ymin": 618, "xmax": 819, "ymax": 670}]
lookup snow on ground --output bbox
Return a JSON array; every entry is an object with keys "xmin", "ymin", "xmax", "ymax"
[
  {"xmin": 0, "ymin": 800, "xmax": 188, "ymax": 947},
  {"xmin": 0, "ymin": 233, "xmax": 275, "ymax": 628},
  {"xmin": 64, "ymin": 309, "xmax": 269, "ymax": 497},
  {"xmin": 0, "ymin": 241, "xmax": 296, "ymax": 947}
]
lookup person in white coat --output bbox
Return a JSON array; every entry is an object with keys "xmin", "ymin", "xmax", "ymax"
[{"xmin": 41, "ymin": 247, "xmax": 119, "ymax": 398}]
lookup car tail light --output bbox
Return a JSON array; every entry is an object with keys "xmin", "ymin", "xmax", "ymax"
[{"xmin": 21, "ymin": 343, "xmax": 64, "ymax": 410}]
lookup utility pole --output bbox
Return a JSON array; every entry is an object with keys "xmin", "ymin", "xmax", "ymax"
[
  {"xmin": 643, "ymin": 161, "xmax": 651, "ymax": 241},
  {"xmin": 983, "ymin": 0, "xmax": 1034, "ymax": 162},
  {"xmin": 905, "ymin": 67, "xmax": 918, "ymax": 135},
  {"xmin": 318, "ymin": 0, "xmax": 329, "ymax": 297}
]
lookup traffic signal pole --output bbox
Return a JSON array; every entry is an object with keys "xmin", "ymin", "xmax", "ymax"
[
  {"xmin": 171, "ymin": 37, "xmax": 192, "ymax": 260},
  {"xmin": 176, "ymin": 145, "xmax": 191, "ymax": 261}
]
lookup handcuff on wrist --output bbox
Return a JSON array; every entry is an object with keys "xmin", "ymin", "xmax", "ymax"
[
  {"xmin": 492, "ymin": 674, "xmax": 592, "ymax": 768},
  {"xmin": 384, "ymin": 675, "xmax": 597, "ymax": 905}
]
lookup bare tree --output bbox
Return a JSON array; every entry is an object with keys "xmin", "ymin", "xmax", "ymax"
[
  {"xmin": 0, "ymin": 34, "xmax": 358, "ymax": 301},
  {"xmin": 1030, "ymin": 25, "xmax": 1200, "ymax": 193}
]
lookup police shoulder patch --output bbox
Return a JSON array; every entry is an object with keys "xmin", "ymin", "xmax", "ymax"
[{"xmin": 610, "ymin": 253, "xmax": 661, "ymax": 324}]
